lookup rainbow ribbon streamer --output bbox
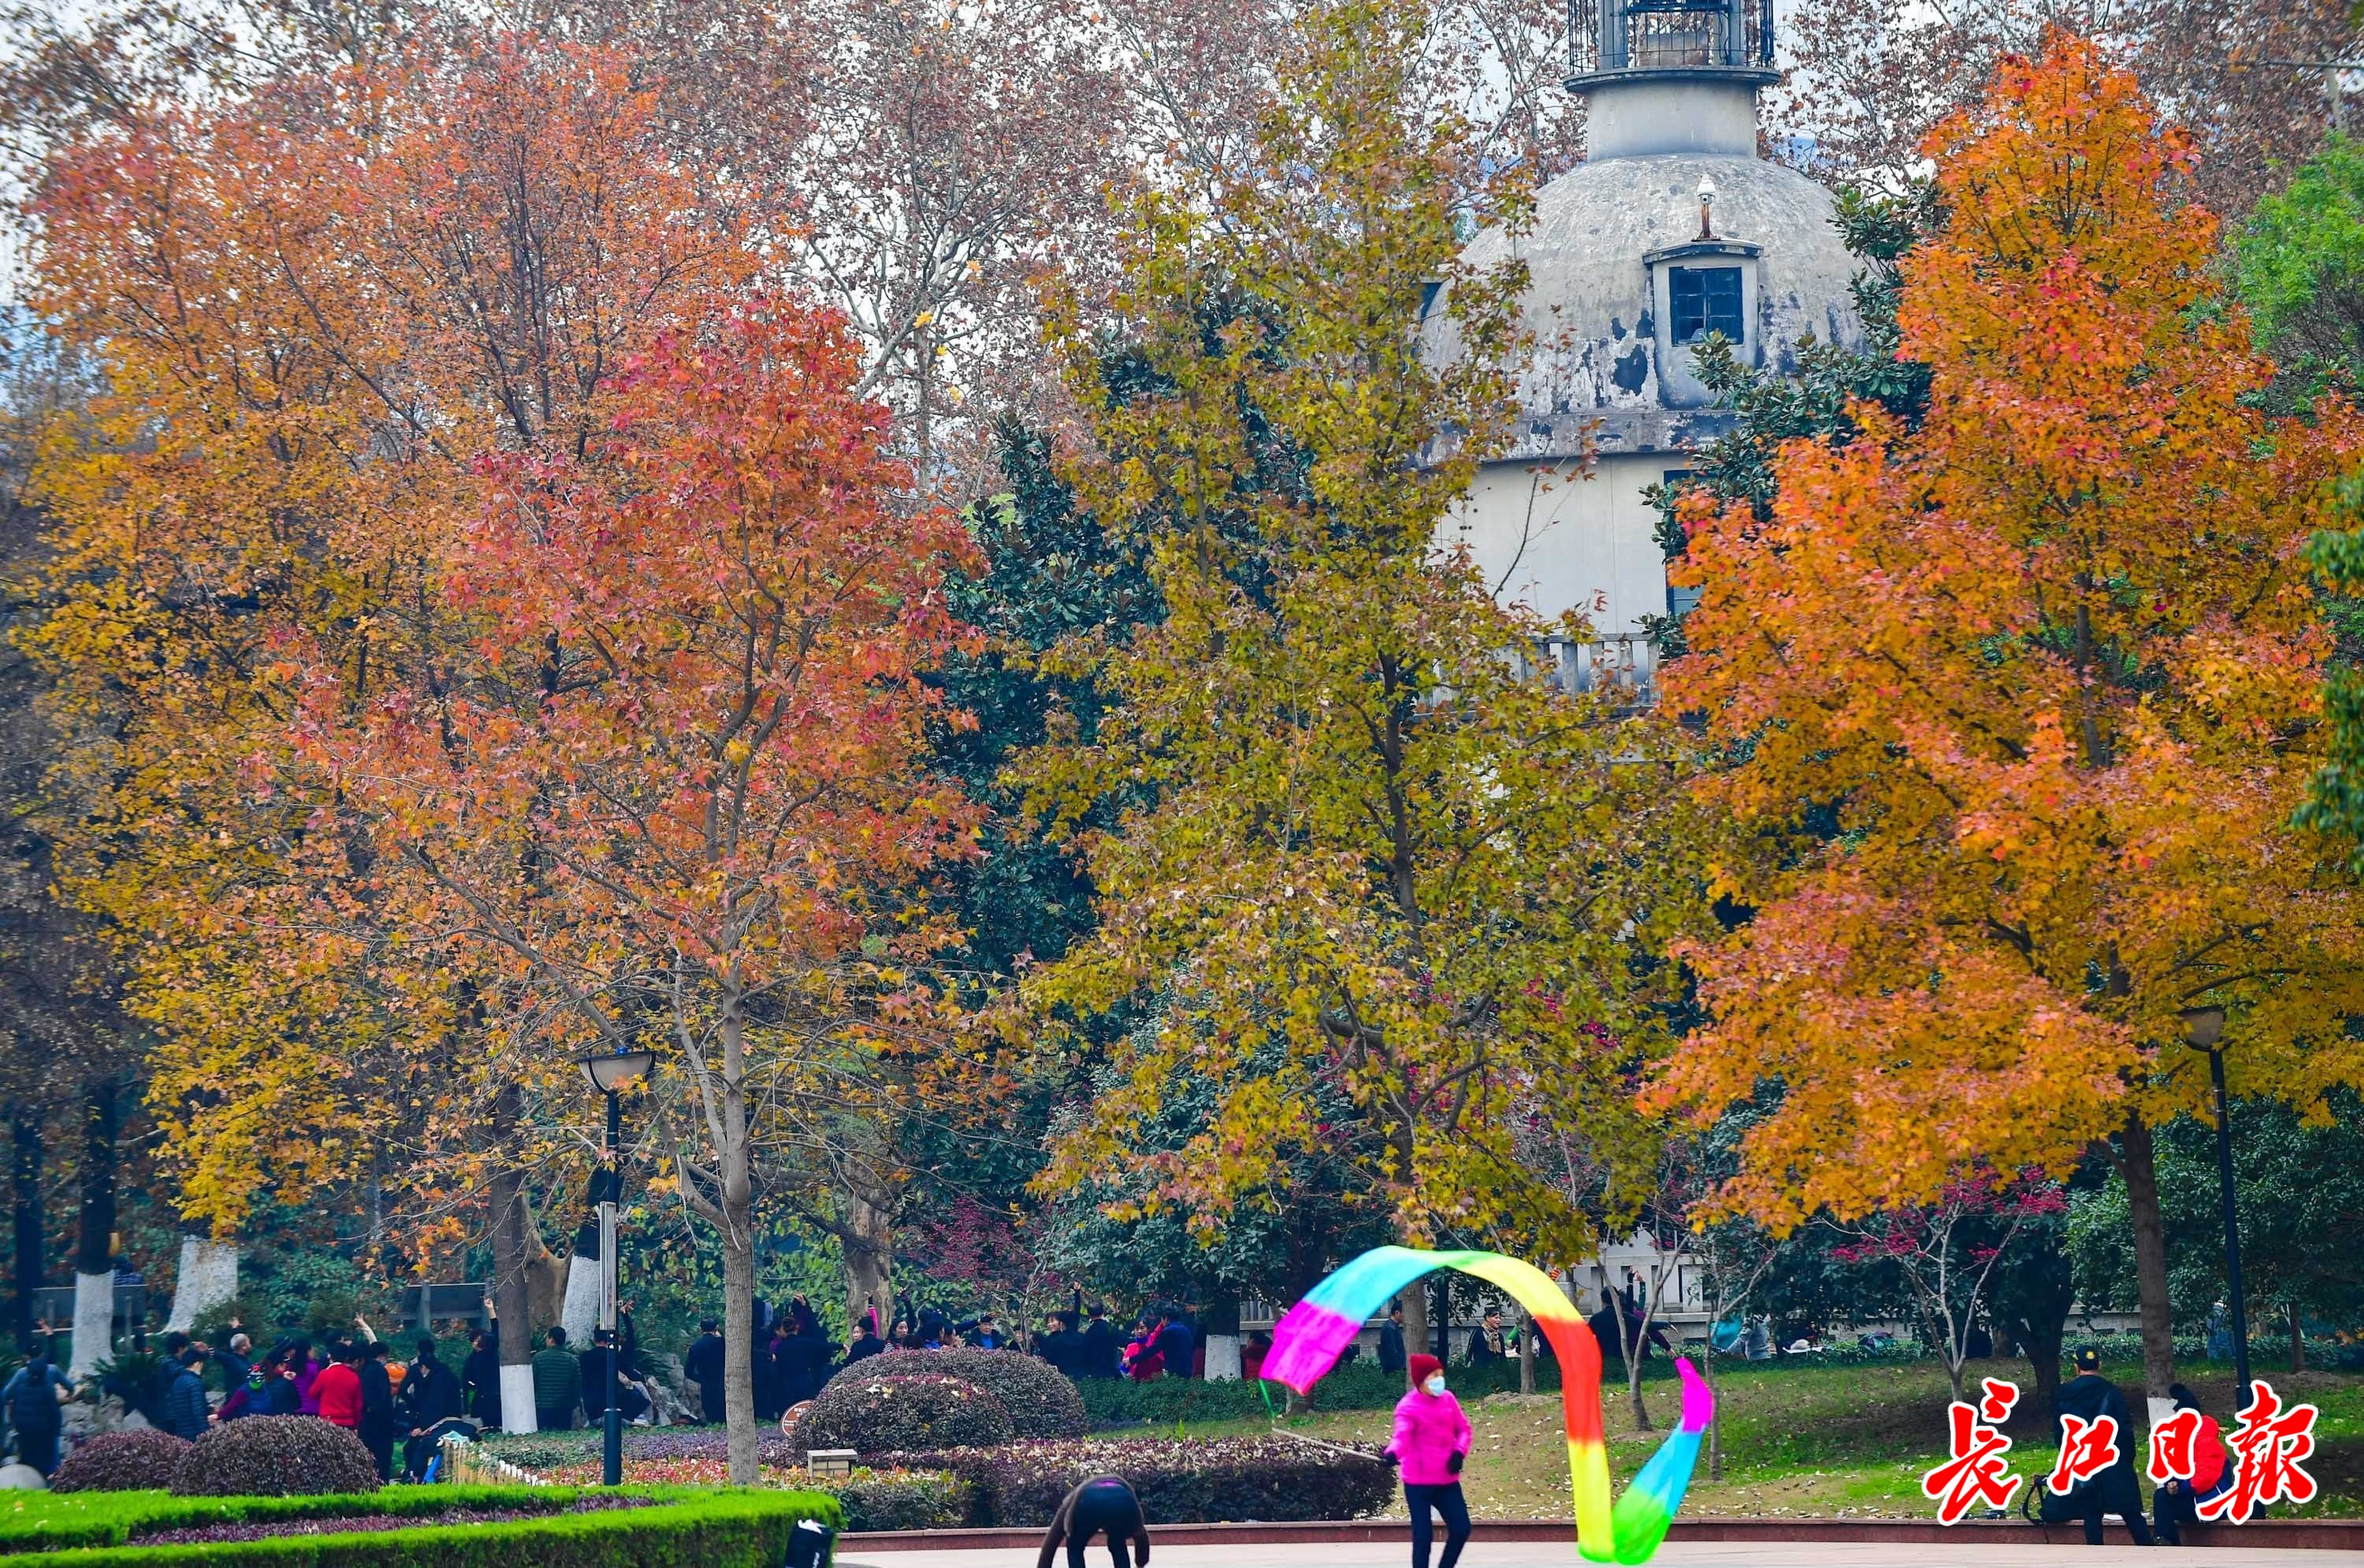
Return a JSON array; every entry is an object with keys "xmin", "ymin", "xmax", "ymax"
[{"xmin": 1262, "ymin": 1245, "xmax": 1712, "ymax": 1564}]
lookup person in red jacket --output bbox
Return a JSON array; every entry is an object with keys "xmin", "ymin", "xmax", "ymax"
[
  {"xmin": 311, "ymin": 1340, "xmax": 366, "ymax": 1431},
  {"xmin": 1388, "ymin": 1354, "xmax": 1472, "ymax": 1568},
  {"xmin": 2153, "ymin": 1383, "xmax": 2233, "ymax": 1546}
]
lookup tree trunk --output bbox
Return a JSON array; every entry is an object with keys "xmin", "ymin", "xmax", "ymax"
[
  {"xmin": 12, "ymin": 1109, "xmax": 39, "ymax": 1354},
  {"xmin": 2289, "ymin": 1302, "xmax": 2306, "ymax": 1373},
  {"xmin": 490, "ymin": 1080, "xmax": 538, "ymax": 1433},
  {"xmin": 69, "ymin": 1079, "xmax": 117, "ymax": 1378},
  {"xmin": 843, "ymin": 1180, "xmax": 894, "ymax": 1339},
  {"xmin": 1614, "ymin": 1283, "xmax": 1653, "ymax": 1432},
  {"xmin": 1701, "ymin": 1330, "xmax": 1720, "ymax": 1481},
  {"xmin": 719, "ymin": 1000, "xmax": 758, "ymax": 1485},
  {"xmin": 1204, "ymin": 1293, "xmax": 1243, "ymax": 1381},
  {"xmin": 1518, "ymin": 1306, "xmax": 1536, "ymax": 1396},
  {"xmin": 1400, "ymin": 1284, "xmax": 1428, "ymax": 1387},
  {"xmin": 163, "ymin": 1231, "xmax": 238, "ymax": 1333},
  {"xmin": 561, "ymin": 1174, "xmax": 604, "ymax": 1347},
  {"xmin": 2120, "ymin": 1117, "xmax": 2177, "ymax": 1426}
]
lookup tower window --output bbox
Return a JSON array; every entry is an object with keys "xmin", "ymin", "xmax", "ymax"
[{"xmin": 1668, "ymin": 266, "xmax": 1743, "ymax": 346}]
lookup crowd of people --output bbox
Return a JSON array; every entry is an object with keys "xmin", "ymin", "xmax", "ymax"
[{"xmin": 0, "ymin": 1318, "xmax": 470, "ymax": 1484}]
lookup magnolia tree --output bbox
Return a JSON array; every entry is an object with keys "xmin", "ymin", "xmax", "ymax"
[{"xmin": 1827, "ymin": 1172, "xmax": 2066, "ymax": 1403}]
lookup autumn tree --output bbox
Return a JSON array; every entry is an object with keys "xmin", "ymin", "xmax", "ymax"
[
  {"xmin": 1649, "ymin": 32, "xmax": 2364, "ymax": 1416},
  {"xmin": 24, "ymin": 29, "xmax": 754, "ymax": 1412},
  {"xmin": 1017, "ymin": 0, "xmax": 1705, "ymax": 1360},
  {"xmin": 320, "ymin": 299, "xmax": 977, "ymax": 1481}
]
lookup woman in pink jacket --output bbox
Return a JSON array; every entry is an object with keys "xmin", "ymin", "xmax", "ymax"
[{"xmin": 1388, "ymin": 1353, "xmax": 1472, "ymax": 1568}]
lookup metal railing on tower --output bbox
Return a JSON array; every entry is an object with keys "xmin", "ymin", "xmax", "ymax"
[{"xmin": 1568, "ymin": 0, "xmax": 1775, "ymax": 80}]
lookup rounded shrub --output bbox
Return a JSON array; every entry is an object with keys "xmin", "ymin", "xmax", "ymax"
[
  {"xmin": 50, "ymin": 1429, "xmax": 194, "ymax": 1493},
  {"xmin": 868, "ymin": 1348, "xmax": 1087, "ymax": 1440},
  {"xmin": 824, "ymin": 1467, "xmax": 969, "ymax": 1532},
  {"xmin": 790, "ymin": 1372, "xmax": 1013, "ymax": 1455},
  {"xmin": 169, "ymin": 1415, "xmax": 383, "ymax": 1496}
]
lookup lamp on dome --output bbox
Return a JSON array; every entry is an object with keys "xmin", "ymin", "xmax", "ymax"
[{"xmin": 1696, "ymin": 173, "xmax": 1717, "ymax": 239}]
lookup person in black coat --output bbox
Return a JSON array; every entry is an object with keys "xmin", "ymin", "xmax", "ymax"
[
  {"xmin": 461, "ymin": 1330, "xmax": 501, "ymax": 1427},
  {"xmin": 1079, "ymin": 1305, "xmax": 1120, "ymax": 1379},
  {"xmin": 1377, "ymin": 1302, "xmax": 1407, "ymax": 1377},
  {"xmin": 2052, "ymin": 1349, "xmax": 2153, "ymax": 1545},
  {"xmin": 1038, "ymin": 1475, "xmax": 1152, "ymax": 1568},
  {"xmin": 684, "ymin": 1320, "xmax": 725, "ymax": 1422},
  {"xmin": 357, "ymin": 1339, "xmax": 396, "ymax": 1481},
  {"xmin": 1466, "ymin": 1306, "xmax": 1507, "ymax": 1367},
  {"xmin": 4, "ymin": 1343, "xmax": 70, "ymax": 1476},
  {"xmin": 845, "ymin": 1317, "xmax": 887, "ymax": 1369},
  {"xmin": 1037, "ymin": 1310, "xmax": 1084, "ymax": 1375},
  {"xmin": 775, "ymin": 1325, "xmax": 820, "ymax": 1410},
  {"xmin": 399, "ymin": 1341, "xmax": 465, "ymax": 1481},
  {"xmin": 159, "ymin": 1347, "xmax": 212, "ymax": 1440}
]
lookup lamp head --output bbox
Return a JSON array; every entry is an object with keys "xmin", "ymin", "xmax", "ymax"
[
  {"xmin": 580, "ymin": 1047, "xmax": 656, "ymax": 1094},
  {"xmin": 2180, "ymin": 1005, "xmax": 2226, "ymax": 1051}
]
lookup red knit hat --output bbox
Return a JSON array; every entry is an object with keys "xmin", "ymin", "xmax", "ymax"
[{"xmin": 1408, "ymin": 1353, "xmax": 1443, "ymax": 1386}]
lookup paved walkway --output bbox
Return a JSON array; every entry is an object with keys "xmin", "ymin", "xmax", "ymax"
[{"xmin": 840, "ymin": 1542, "xmax": 2364, "ymax": 1568}]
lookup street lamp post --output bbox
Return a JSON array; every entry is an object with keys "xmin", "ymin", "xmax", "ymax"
[
  {"xmin": 578, "ymin": 1047, "xmax": 655, "ymax": 1486},
  {"xmin": 2180, "ymin": 1005, "xmax": 2251, "ymax": 1414}
]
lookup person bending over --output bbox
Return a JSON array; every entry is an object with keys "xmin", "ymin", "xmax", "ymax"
[{"xmin": 1038, "ymin": 1476, "xmax": 1152, "ymax": 1568}]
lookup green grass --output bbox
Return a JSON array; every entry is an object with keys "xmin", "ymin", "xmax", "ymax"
[
  {"xmin": 0, "ymin": 1484, "xmax": 842, "ymax": 1563},
  {"xmin": 1119, "ymin": 1355, "xmax": 2364, "ymax": 1521}
]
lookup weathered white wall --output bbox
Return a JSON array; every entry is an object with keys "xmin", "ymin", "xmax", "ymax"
[
  {"xmin": 1585, "ymin": 76, "xmax": 1761, "ymax": 159},
  {"xmin": 1446, "ymin": 451, "xmax": 1676, "ymax": 637}
]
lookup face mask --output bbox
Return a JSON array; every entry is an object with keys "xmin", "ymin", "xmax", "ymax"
[{"xmin": 1423, "ymin": 1375, "xmax": 1446, "ymax": 1396}]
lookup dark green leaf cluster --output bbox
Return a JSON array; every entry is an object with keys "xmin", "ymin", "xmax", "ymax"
[
  {"xmin": 2064, "ymin": 1093, "xmax": 2364, "ymax": 1327},
  {"xmin": 2235, "ymin": 133, "xmax": 2364, "ymax": 415}
]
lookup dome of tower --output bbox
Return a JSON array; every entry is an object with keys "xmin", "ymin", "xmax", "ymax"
[
  {"xmin": 1463, "ymin": 152, "xmax": 1867, "ymax": 451},
  {"xmin": 1439, "ymin": 0, "xmax": 1867, "ymax": 685}
]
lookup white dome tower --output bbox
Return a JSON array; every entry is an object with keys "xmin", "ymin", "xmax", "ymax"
[{"xmin": 1449, "ymin": 0, "xmax": 1864, "ymax": 699}]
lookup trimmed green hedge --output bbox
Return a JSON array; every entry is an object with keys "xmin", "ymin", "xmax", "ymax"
[
  {"xmin": 0, "ymin": 1486, "xmax": 838, "ymax": 1567},
  {"xmin": 875, "ymin": 1436, "xmax": 1391, "ymax": 1525}
]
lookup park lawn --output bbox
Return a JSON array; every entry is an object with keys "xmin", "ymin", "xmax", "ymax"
[{"xmin": 1121, "ymin": 1356, "xmax": 2364, "ymax": 1522}]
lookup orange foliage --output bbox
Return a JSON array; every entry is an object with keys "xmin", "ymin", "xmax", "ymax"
[
  {"xmin": 27, "ymin": 33, "xmax": 749, "ymax": 1232},
  {"xmin": 1648, "ymin": 34, "xmax": 2364, "ymax": 1230}
]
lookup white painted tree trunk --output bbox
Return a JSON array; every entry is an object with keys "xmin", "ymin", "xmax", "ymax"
[
  {"xmin": 500, "ymin": 1364, "xmax": 538, "ymax": 1432},
  {"xmin": 164, "ymin": 1237, "xmax": 239, "ymax": 1333},
  {"xmin": 1203, "ymin": 1333, "xmax": 1243, "ymax": 1381},
  {"xmin": 69, "ymin": 1272, "xmax": 113, "ymax": 1378},
  {"xmin": 560, "ymin": 1249, "xmax": 600, "ymax": 1347}
]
